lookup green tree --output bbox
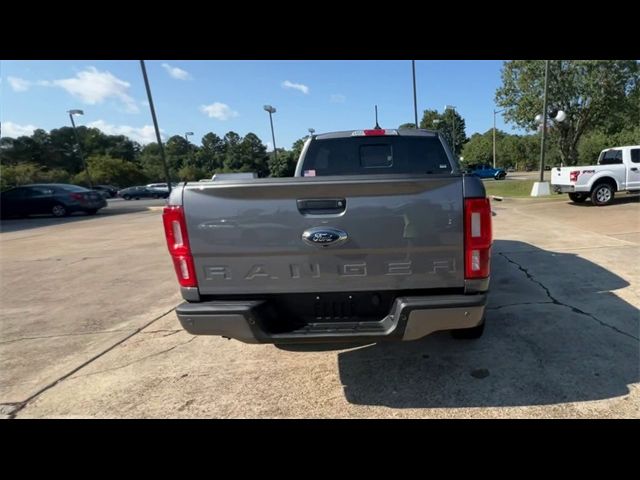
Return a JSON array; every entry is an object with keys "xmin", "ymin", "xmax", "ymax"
[
  {"xmin": 398, "ymin": 122, "xmax": 417, "ymax": 129},
  {"xmin": 0, "ymin": 163, "xmax": 70, "ymax": 191},
  {"xmin": 268, "ymin": 150, "xmax": 296, "ymax": 177},
  {"xmin": 496, "ymin": 60, "xmax": 639, "ymax": 165},
  {"xmin": 73, "ymin": 155, "xmax": 147, "ymax": 187},
  {"xmin": 178, "ymin": 164, "xmax": 208, "ymax": 181},
  {"xmin": 420, "ymin": 108, "xmax": 467, "ymax": 155}
]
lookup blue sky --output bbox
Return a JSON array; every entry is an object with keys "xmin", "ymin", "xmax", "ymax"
[{"xmin": 1, "ymin": 60, "xmax": 525, "ymax": 150}]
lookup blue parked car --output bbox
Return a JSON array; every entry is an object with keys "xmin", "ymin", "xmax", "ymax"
[{"xmin": 465, "ymin": 164, "xmax": 507, "ymax": 180}]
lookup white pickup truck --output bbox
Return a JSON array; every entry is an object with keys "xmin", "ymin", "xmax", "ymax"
[{"xmin": 551, "ymin": 145, "xmax": 640, "ymax": 205}]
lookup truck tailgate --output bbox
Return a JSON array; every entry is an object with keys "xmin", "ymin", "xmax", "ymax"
[
  {"xmin": 182, "ymin": 175, "xmax": 464, "ymax": 295},
  {"xmin": 551, "ymin": 167, "xmax": 574, "ymax": 185}
]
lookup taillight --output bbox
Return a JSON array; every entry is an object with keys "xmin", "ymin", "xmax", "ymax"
[
  {"xmin": 70, "ymin": 193, "xmax": 85, "ymax": 200},
  {"xmin": 464, "ymin": 198, "xmax": 492, "ymax": 279},
  {"xmin": 352, "ymin": 129, "xmax": 399, "ymax": 136},
  {"xmin": 569, "ymin": 170, "xmax": 580, "ymax": 182},
  {"xmin": 162, "ymin": 205, "xmax": 197, "ymax": 287}
]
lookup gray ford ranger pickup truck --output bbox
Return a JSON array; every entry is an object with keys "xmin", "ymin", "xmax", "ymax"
[{"xmin": 163, "ymin": 128, "xmax": 492, "ymax": 344}]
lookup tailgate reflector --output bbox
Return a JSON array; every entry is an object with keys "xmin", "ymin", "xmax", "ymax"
[
  {"xmin": 163, "ymin": 205, "xmax": 197, "ymax": 287},
  {"xmin": 464, "ymin": 198, "xmax": 492, "ymax": 279}
]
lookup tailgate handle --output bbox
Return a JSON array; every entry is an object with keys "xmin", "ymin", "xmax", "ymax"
[{"xmin": 297, "ymin": 198, "xmax": 346, "ymax": 215}]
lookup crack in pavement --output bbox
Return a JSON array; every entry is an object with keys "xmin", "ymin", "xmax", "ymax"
[
  {"xmin": 72, "ymin": 336, "xmax": 196, "ymax": 379},
  {"xmin": 498, "ymin": 252, "xmax": 639, "ymax": 342},
  {"xmin": 7, "ymin": 306, "xmax": 177, "ymax": 419},
  {"xmin": 0, "ymin": 329, "xmax": 135, "ymax": 345},
  {"xmin": 487, "ymin": 301, "xmax": 554, "ymax": 310}
]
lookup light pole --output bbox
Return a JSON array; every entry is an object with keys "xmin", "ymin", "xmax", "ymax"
[
  {"xmin": 184, "ymin": 131, "xmax": 193, "ymax": 142},
  {"xmin": 493, "ymin": 108, "xmax": 505, "ymax": 169},
  {"xmin": 67, "ymin": 109, "xmax": 93, "ymax": 189},
  {"xmin": 538, "ymin": 60, "xmax": 550, "ymax": 183},
  {"xmin": 140, "ymin": 60, "xmax": 171, "ymax": 193},
  {"xmin": 264, "ymin": 105, "xmax": 277, "ymax": 162},
  {"xmin": 412, "ymin": 60, "xmax": 419, "ymax": 129},
  {"xmin": 308, "ymin": 128, "xmax": 315, "ymax": 136},
  {"xmin": 445, "ymin": 105, "xmax": 457, "ymax": 155}
]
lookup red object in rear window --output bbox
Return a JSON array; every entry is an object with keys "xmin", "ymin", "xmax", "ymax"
[
  {"xmin": 162, "ymin": 205, "xmax": 197, "ymax": 287},
  {"xmin": 464, "ymin": 198, "xmax": 492, "ymax": 279},
  {"xmin": 70, "ymin": 193, "xmax": 85, "ymax": 200}
]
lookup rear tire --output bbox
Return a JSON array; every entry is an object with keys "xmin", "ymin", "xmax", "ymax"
[
  {"xmin": 451, "ymin": 320, "xmax": 485, "ymax": 340},
  {"xmin": 568, "ymin": 192, "xmax": 588, "ymax": 203},
  {"xmin": 591, "ymin": 183, "xmax": 615, "ymax": 206},
  {"xmin": 123, "ymin": 195, "xmax": 131, "ymax": 201},
  {"xmin": 51, "ymin": 204, "xmax": 68, "ymax": 217},
  {"xmin": 495, "ymin": 172, "xmax": 506, "ymax": 180}
]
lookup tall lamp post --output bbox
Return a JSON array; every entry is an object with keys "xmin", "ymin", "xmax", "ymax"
[
  {"xmin": 67, "ymin": 109, "xmax": 93, "ymax": 189},
  {"xmin": 308, "ymin": 128, "xmax": 315, "ymax": 136},
  {"xmin": 140, "ymin": 60, "xmax": 171, "ymax": 194},
  {"xmin": 444, "ymin": 105, "xmax": 457, "ymax": 155},
  {"xmin": 531, "ymin": 60, "xmax": 566, "ymax": 196},
  {"xmin": 412, "ymin": 60, "xmax": 419, "ymax": 129},
  {"xmin": 493, "ymin": 108, "xmax": 505, "ymax": 169},
  {"xmin": 264, "ymin": 105, "xmax": 278, "ymax": 162}
]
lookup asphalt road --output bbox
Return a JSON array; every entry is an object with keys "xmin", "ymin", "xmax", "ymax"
[{"xmin": 1, "ymin": 194, "xmax": 638, "ymax": 418}]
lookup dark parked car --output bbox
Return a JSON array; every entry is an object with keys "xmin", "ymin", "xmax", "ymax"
[
  {"xmin": 92, "ymin": 185, "xmax": 118, "ymax": 198},
  {"xmin": 117, "ymin": 186, "xmax": 169, "ymax": 200},
  {"xmin": 0, "ymin": 184, "xmax": 107, "ymax": 219}
]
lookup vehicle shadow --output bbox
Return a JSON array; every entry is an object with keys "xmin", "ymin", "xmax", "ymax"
[
  {"xmin": 0, "ymin": 200, "xmax": 163, "ymax": 234},
  {"xmin": 566, "ymin": 194, "xmax": 639, "ymax": 207},
  {"xmin": 334, "ymin": 239, "xmax": 638, "ymax": 408}
]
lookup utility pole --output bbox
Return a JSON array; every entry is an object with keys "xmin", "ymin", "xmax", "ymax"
[
  {"xmin": 412, "ymin": 60, "xmax": 419, "ymax": 129},
  {"xmin": 140, "ymin": 60, "xmax": 171, "ymax": 193},
  {"xmin": 539, "ymin": 60, "xmax": 550, "ymax": 183}
]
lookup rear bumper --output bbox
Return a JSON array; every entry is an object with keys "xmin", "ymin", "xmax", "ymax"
[
  {"xmin": 176, "ymin": 293, "xmax": 487, "ymax": 344},
  {"xmin": 552, "ymin": 184, "xmax": 581, "ymax": 193}
]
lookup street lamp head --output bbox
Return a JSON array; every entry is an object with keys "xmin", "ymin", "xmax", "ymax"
[
  {"xmin": 185, "ymin": 131, "xmax": 194, "ymax": 136},
  {"xmin": 68, "ymin": 109, "xmax": 84, "ymax": 116},
  {"xmin": 263, "ymin": 105, "xmax": 276, "ymax": 114},
  {"xmin": 308, "ymin": 128, "xmax": 315, "ymax": 134}
]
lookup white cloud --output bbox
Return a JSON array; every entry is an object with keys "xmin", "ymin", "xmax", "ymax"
[
  {"xmin": 87, "ymin": 120, "xmax": 163, "ymax": 144},
  {"xmin": 161, "ymin": 63, "xmax": 191, "ymax": 80},
  {"xmin": 282, "ymin": 80, "xmax": 309, "ymax": 94},
  {"xmin": 2, "ymin": 121, "xmax": 38, "ymax": 138},
  {"xmin": 330, "ymin": 94, "xmax": 346, "ymax": 103},
  {"xmin": 51, "ymin": 67, "xmax": 139, "ymax": 113},
  {"xmin": 8, "ymin": 76, "xmax": 31, "ymax": 92},
  {"xmin": 200, "ymin": 102, "xmax": 239, "ymax": 121}
]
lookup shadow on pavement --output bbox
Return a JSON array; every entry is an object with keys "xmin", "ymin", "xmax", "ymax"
[
  {"xmin": 335, "ymin": 240, "xmax": 638, "ymax": 408},
  {"xmin": 566, "ymin": 194, "xmax": 640, "ymax": 207},
  {"xmin": 0, "ymin": 200, "xmax": 164, "ymax": 234}
]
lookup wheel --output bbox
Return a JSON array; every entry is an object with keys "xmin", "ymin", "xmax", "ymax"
[
  {"xmin": 568, "ymin": 192, "xmax": 588, "ymax": 203},
  {"xmin": 591, "ymin": 183, "xmax": 615, "ymax": 206},
  {"xmin": 451, "ymin": 320, "xmax": 485, "ymax": 340},
  {"xmin": 123, "ymin": 195, "xmax": 131, "ymax": 201},
  {"xmin": 86, "ymin": 209, "xmax": 98, "ymax": 215},
  {"xmin": 495, "ymin": 172, "xmax": 506, "ymax": 180},
  {"xmin": 51, "ymin": 204, "xmax": 68, "ymax": 217}
]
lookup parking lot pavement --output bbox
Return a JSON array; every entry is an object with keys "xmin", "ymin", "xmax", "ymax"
[{"xmin": 2, "ymin": 196, "xmax": 639, "ymax": 418}]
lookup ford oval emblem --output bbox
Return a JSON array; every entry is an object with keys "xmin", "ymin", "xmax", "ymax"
[{"xmin": 302, "ymin": 227, "xmax": 348, "ymax": 248}]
